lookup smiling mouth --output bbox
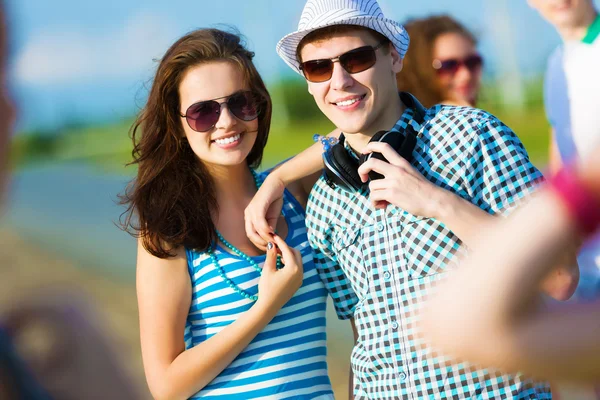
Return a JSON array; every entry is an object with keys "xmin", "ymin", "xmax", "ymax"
[
  {"xmin": 332, "ymin": 94, "xmax": 366, "ymax": 107},
  {"xmin": 212, "ymin": 133, "xmax": 241, "ymax": 145}
]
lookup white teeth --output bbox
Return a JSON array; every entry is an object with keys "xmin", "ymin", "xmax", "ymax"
[
  {"xmin": 214, "ymin": 134, "xmax": 241, "ymax": 145},
  {"xmin": 335, "ymin": 98, "xmax": 360, "ymax": 107}
]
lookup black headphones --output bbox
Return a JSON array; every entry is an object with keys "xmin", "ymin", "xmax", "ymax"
[{"xmin": 323, "ymin": 92, "xmax": 427, "ymax": 192}]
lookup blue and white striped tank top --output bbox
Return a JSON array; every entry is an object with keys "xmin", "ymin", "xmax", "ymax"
[{"xmin": 184, "ymin": 171, "xmax": 334, "ymax": 399}]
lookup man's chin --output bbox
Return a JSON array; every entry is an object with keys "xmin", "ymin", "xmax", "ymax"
[
  {"xmin": 323, "ymin": 109, "xmax": 366, "ymax": 130},
  {"xmin": 338, "ymin": 128, "xmax": 362, "ymax": 135},
  {"xmin": 327, "ymin": 117, "xmax": 365, "ymax": 134}
]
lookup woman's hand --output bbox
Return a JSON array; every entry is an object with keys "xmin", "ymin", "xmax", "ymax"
[
  {"xmin": 256, "ymin": 235, "xmax": 304, "ymax": 314},
  {"xmin": 245, "ymin": 174, "xmax": 286, "ymax": 250},
  {"xmin": 357, "ymin": 141, "xmax": 446, "ymax": 217}
]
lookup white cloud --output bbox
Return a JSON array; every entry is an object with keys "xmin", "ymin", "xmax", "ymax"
[{"xmin": 13, "ymin": 12, "xmax": 178, "ymax": 85}]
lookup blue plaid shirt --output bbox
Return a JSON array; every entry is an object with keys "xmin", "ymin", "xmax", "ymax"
[{"xmin": 306, "ymin": 104, "xmax": 550, "ymax": 399}]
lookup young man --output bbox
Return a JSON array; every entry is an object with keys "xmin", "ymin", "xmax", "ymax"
[
  {"xmin": 529, "ymin": 0, "xmax": 600, "ymax": 302},
  {"xmin": 245, "ymin": 0, "xmax": 579, "ymax": 398}
]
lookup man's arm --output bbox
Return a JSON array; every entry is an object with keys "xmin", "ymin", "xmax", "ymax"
[
  {"xmin": 348, "ymin": 319, "xmax": 358, "ymax": 400},
  {"xmin": 421, "ymin": 160, "xmax": 600, "ymax": 382},
  {"xmin": 356, "ymin": 141, "xmax": 496, "ymax": 246},
  {"xmin": 464, "ymin": 117, "xmax": 578, "ymax": 300},
  {"xmin": 270, "ymin": 128, "xmax": 342, "ymax": 189},
  {"xmin": 310, "ymin": 239, "xmax": 358, "ymax": 399},
  {"xmin": 246, "ymin": 129, "xmax": 340, "ymax": 248}
]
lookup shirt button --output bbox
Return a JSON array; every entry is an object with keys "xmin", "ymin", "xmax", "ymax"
[
  {"xmin": 383, "ymin": 271, "xmax": 391, "ymax": 280},
  {"xmin": 399, "ymin": 371, "xmax": 407, "ymax": 381},
  {"xmin": 377, "ymin": 223, "xmax": 385, "ymax": 232},
  {"xmin": 391, "ymin": 321, "xmax": 399, "ymax": 330}
]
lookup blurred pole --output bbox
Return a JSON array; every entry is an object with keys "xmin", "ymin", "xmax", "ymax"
[
  {"xmin": 265, "ymin": 0, "xmax": 290, "ymax": 128},
  {"xmin": 485, "ymin": 0, "xmax": 526, "ymax": 110},
  {"xmin": 269, "ymin": 76, "xmax": 291, "ymax": 128}
]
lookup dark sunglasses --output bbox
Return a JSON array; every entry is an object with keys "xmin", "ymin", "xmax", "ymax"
[
  {"xmin": 299, "ymin": 42, "xmax": 387, "ymax": 83},
  {"xmin": 432, "ymin": 54, "xmax": 483, "ymax": 76},
  {"xmin": 180, "ymin": 91, "xmax": 259, "ymax": 132}
]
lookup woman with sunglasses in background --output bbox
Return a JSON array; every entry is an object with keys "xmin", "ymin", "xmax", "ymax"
[
  {"xmin": 396, "ymin": 15, "xmax": 483, "ymax": 108},
  {"xmin": 120, "ymin": 28, "xmax": 334, "ymax": 400}
]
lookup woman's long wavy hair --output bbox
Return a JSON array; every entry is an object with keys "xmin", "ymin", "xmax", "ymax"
[
  {"xmin": 119, "ymin": 28, "xmax": 272, "ymax": 258},
  {"xmin": 396, "ymin": 15, "xmax": 477, "ymax": 108}
]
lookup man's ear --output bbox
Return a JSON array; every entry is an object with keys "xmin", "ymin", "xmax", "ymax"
[
  {"xmin": 395, "ymin": 58, "xmax": 404, "ymax": 74},
  {"xmin": 390, "ymin": 45, "xmax": 403, "ymax": 74}
]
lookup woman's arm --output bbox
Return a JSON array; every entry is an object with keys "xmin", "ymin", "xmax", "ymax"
[
  {"xmin": 137, "ymin": 236, "xmax": 302, "ymax": 400},
  {"xmin": 421, "ymin": 160, "xmax": 600, "ymax": 383}
]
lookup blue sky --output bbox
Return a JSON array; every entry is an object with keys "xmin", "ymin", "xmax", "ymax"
[{"xmin": 6, "ymin": 0, "xmax": 596, "ymax": 132}]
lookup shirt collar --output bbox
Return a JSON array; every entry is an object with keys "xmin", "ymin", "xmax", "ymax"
[{"xmin": 582, "ymin": 14, "xmax": 600, "ymax": 44}]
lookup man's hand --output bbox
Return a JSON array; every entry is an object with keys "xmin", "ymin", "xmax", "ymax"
[
  {"xmin": 245, "ymin": 174, "xmax": 286, "ymax": 250},
  {"xmin": 357, "ymin": 142, "xmax": 445, "ymax": 217},
  {"xmin": 539, "ymin": 245, "xmax": 580, "ymax": 301}
]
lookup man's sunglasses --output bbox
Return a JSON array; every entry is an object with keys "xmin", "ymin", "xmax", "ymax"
[
  {"xmin": 180, "ymin": 91, "xmax": 259, "ymax": 132},
  {"xmin": 432, "ymin": 54, "xmax": 483, "ymax": 76},
  {"xmin": 299, "ymin": 42, "xmax": 387, "ymax": 83}
]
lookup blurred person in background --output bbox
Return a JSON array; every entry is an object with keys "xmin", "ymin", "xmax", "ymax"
[
  {"xmin": 532, "ymin": 1, "xmax": 600, "ymax": 398},
  {"xmin": 422, "ymin": 151, "xmax": 600, "ymax": 383},
  {"xmin": 395, "ymin": 15, "xmax": 483, "ymax": 108},
  {"xmin": 1, "ymin": 296, "xmax": 141, "ymax": 400},
  {"xmin": 120, "ymin": 28, "xmax": 337, "ymax": 400},
  {"xmin": 0, "ymin": 2, "xmax": 40, "ymax": 398},
  {"xmin": 0, "ymin": 3, "xmax": 139, "ymax": 400},
  {"xmin": 530, "ymin": 0, "xmax": 600, "ymax": 303},
  {"xmin": 0, "ymin": 1, "xmax": 11, "ymax": 191}
]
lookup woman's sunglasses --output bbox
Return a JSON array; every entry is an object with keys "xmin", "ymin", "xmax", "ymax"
[
  {"xmin": 299, "ymin": 42, "xmax": 387, "ymax": 83},
  {"xmin": 180, "ymin": 91, "xmax": 259, "ymax": 132},
  {"xmin": 432, "ymin": 54, "xmax": 483, "ymax": 76}
]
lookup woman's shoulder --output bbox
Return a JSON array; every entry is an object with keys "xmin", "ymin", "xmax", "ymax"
[{"xmin": 136, "ymin": 239, "xmax": 192, "ymax": 280}]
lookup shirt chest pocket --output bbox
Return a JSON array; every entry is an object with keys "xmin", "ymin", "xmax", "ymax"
[
  {"xmin": 331, "ymin": 225, "xmax": 370, "ymax": 300},
  {"xmin": 401, "ymin": 216, "xmax": 462, "ymax": 279}
]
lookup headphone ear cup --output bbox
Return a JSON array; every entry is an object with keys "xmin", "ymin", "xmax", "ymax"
[
  {"xmin": 331, "ymin": 144, "xmax": 362, "ymax": 190},
  {"xmin": 398, "ymin": 130, "xmax": 417, "ymax": 162},
  {"xmin": 359, "ymin": 130, "xmax": 407, "ymax": 181},
  {"xmin": 357, "ymin": 129, "xmax": 387, "ymax": 166},
  {"xmin": 377, "ymin": 130, "xmax": 404, "ymax": 150},
  {"xmin": 370, "ymin": 130, "xmax": 387, "ymax": 143}
]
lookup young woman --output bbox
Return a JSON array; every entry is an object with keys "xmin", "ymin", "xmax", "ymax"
[
  {"xmin": 421, "ymin": 154, "xmax": 600, "ymax": 382},
  {"xmin": 396, "ymin": 15, "xmax": 483, "ymax": 108},
  {"xmin": 120, "ymin": 29, "xmax": 333, "ymax": 399}
]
